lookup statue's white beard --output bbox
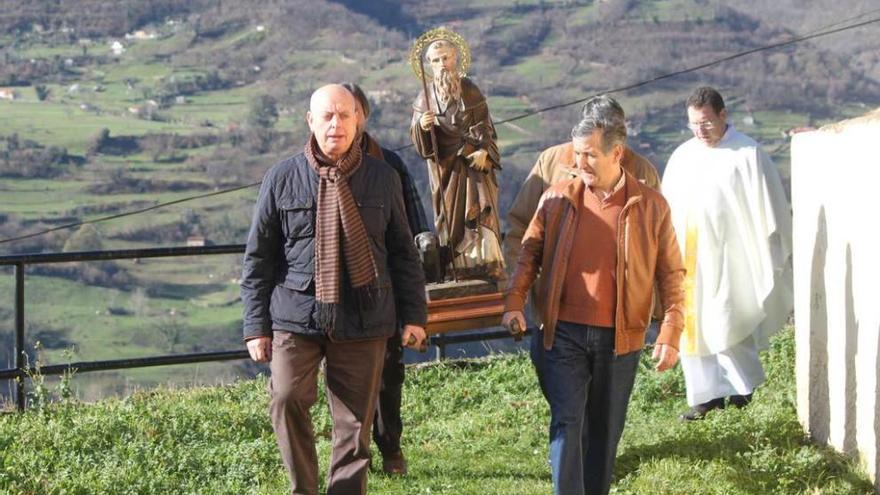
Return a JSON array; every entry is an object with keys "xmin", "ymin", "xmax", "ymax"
[{"xmin": 434, "ymin": 69, "xmax": 461, "ymax": 106}]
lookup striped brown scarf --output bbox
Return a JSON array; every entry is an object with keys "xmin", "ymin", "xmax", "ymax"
[{"xmin": 304, "ymin": 135, "xmax": 378, "ymax": 331}]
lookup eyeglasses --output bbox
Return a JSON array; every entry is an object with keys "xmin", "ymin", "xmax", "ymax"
[{"xmin": 687, "ymin": 120, "xmax": 717, "ymax": 131}]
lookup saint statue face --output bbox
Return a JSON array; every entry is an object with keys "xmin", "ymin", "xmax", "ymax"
[
  {"xmin": 306, "ymin": 85, "xmax": 358, "ymax": 161},
  {"xmin": 426, "ymin": 42, "xmax": 458, "ymax": 79},
  {"xmin": 687, "ymin": 104, "xmax": 728, "ymax": 148},
  {"xmin": 426, "ymin": 41, "xmax": 462, "ymax": 105}
]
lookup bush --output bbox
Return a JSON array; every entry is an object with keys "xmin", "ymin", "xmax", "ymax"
[
  {"xmin": 34, "ymin": 84, "xmax": 50, "ymax": 101},
  {"xmin": 0, "ymin": 134, "xmax": 79, "ymax": 178},
  {"xmin": 63, "ymin": 224, "xmax": 103, "ymax": 253},
  {"xmin": 247, "ymin": 94, "xmax": 279, "ymax": 129}
]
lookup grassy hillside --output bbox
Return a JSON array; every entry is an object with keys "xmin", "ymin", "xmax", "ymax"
[{"xmin": 0, "ymin": 329, "xmax": 873, "ymax": 494}]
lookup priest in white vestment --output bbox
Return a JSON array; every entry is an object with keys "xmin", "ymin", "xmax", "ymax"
[{"xmin": 663, "ymin": 87, "xmax": 793, "ymax": 421}]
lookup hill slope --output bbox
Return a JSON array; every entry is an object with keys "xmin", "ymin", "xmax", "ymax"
[
  {"xmin": 0, "ymin": 329, "xmax": 873, "ymax": 494},
  {"xmin": 0, "ymin": 0, "xmax": 878, "ymax": 401}
]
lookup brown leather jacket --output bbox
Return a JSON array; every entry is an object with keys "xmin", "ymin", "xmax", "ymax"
[
  {"xmin": 504, "ymin": 171, "xmax": 685, "ymax": 355},
  {"xmin": 504, "ymin": 141, "xmax": 664, "ymax": 321},
  {"xmin": 504, "ymin": 142, "xmax": 659, "ymax": 264}
]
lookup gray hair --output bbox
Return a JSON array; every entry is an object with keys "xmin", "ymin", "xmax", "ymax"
[
  {"xmin": 341, "ymin": 82, "xmax": 370, "ymax": 119},
  {"xmin": 571, "ymin": 95, "xmax": 627, "ymax": 152}
]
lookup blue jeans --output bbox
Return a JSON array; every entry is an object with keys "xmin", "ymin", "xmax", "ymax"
[{"xmin": 542, "ymin": 321, "xmax": 641, "ymax": 495}]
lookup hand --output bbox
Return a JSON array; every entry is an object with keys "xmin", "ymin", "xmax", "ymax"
[
  {"xmin": 419, "ymin": 111, "xmax": 436, "ymax": 131},
  {"xmin": 502, "ymin": 311, "xmax": 526, "ymax": 337},
  {"xmin": 246, "ymin": 336, "xmax": 272, "ymax": 363},
  {"xmin": 402, "ymin": 324, "xmax": 427, "ymax": 350},
  {"xmin": 651, "ymin": 343, "xmax": 679, "ymax": 372},
  {"xmin": 467, "ymin": 149, "xmax": 491, "ymax": 172}
]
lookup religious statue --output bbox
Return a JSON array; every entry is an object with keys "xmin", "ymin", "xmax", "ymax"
[{"xmin": 410, "ymin": 27, "xmax": 505, "ymax": 285}]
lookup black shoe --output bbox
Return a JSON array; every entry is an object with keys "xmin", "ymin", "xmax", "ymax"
[
  {"xmin": 382, "ymin": 450, "xmax": 407, "ymax": 475},
  {"xmin": 728, "ymin": 393, "xmax": 753, "ymax": 408},
  {"xmin": 679, "ymin": 397, "xmax": 726, "ymax": 422}
]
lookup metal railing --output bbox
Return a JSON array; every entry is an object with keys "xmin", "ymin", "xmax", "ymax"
[{"xmin": 0, "ymin": 244, "xmax": 524, "ymax": 411}]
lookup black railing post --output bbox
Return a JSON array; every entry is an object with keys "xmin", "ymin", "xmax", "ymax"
[{"xmin": 14, "ymin": 262, "xmax": 25, "ymax": 412}]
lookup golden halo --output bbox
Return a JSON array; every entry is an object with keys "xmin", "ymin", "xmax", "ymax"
[{"xmin": 409, "ymin": 27, "xmax": 471, "ymax": 80}]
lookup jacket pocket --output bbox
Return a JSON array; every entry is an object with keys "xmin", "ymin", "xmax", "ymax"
[
  {"xmin": 279, "ymin": 271, "xmax": 313, "ymax": 292},
  {"xmin": 270, "ymin": 271, "xmax": 315, "ymax": 326},
  {"xmin": 280, "ymin": 199, "xmax": 314, "ymax": 239},
  {"xmin": 360, "ymin": 286, "xmax": 396, "ymax": 331},
  {"xmin": 357, "ymin": 196, "xmax": 386, "ymax": 238}
]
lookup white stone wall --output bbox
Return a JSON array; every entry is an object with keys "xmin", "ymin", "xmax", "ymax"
[{"xmin": 792, "ymin": 109, "xmax": 880, "ymax": 490}]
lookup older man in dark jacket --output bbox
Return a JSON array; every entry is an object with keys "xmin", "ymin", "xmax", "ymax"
[
  {"xmin": 342, "ymin": 82, "xmax": 431, "ymax": 476},
  {"xmin": 241, "ymin": 84, "xmax": 427, "ymax": 495}
]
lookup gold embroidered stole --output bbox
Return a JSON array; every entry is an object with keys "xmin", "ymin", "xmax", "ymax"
[{"xmin": 683, "ymin": 215, "xmax": 699, "ymax": 355}]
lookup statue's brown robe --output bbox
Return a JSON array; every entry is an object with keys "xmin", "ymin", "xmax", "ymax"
[{"xmin": 410, "ymin": 77, "xmax": 503, "ymax": 263}]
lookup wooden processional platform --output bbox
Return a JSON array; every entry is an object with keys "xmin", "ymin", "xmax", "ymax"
[{"xmin": 424, "ymin": 279, "xmax": 505, "ymax": 335}]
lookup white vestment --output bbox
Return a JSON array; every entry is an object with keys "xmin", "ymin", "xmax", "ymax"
[{"xmin": 663, "ymin": 125, "xmax": 793, "ymax": 404}]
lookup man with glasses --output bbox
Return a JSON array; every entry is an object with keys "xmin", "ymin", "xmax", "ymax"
[{"xmin": 663, "ymin": 86, "xmax": 792, "ymax": 421}]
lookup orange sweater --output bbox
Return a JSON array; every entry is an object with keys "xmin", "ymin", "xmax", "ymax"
[{"xmin": 557, "ymin": 183, "xmax": 626, "ymax": 327}]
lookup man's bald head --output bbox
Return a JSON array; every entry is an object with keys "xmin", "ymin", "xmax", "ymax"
[{"xmin": 307, "ymin": 84, "xmax": 358, "ymax": 161}]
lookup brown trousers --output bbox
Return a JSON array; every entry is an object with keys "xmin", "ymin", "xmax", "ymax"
[{"xmin": 269, "ymin": 331, "xmax": 386, "ymax": 495}]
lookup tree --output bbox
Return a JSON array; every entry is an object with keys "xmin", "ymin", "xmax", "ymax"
[
  {"xmin": 181, "ymin": 208, "xmax": 202, "ymax": 236},
  {"xmin": 63, "ymin": 224, "xmax": 103, "ymax": 252},
  {"xmin": 34, "ymin": 84, "xmax": 50, "ymax": 101},
  {"xmin": 129, "ymin": 288, "xmax": 150, "ymax": 317},
  {"xmin": 157, "ymin": 313, "xmax": 184, "ymax": 353},
  {"xmin": 247, "ymin": 94, "xmax": 278, "ymax": 129},
  {"xmin": 87, "ymin": 128, "xmax": 111, "ymax": 155}
]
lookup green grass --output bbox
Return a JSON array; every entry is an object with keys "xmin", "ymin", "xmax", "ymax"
[
  {"xmin": 0, "ymin": 259, "xmax": 244, "ymax": 367},
  {"xmin": 0, "ymin": 328, "xmax": 873, "ymax": 494},
  {"xmin": 627, "ymin": 0, "xmax": 717, "ymax": 23},
  {"xmin": 0, "ymin": 100, "xmax": 193, "ymax": 154},
  {"xmin": 512, "ymin": 54, "xmax": 566, "ymax": 88}
]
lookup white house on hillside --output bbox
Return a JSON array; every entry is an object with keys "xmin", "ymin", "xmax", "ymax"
[
  {"xmin": 110, "ymin": 41, "xmax": 125, "ymax": 56},
  {"xmin": 0, "ymin": 88, "xmax": 17, "ymax": 100}
]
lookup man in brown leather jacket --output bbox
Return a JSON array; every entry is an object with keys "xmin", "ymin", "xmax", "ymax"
[
  {"xmin": 502, "ymin": 95, "xmax": 685, "ymax": 495},
  {"xmin": 505, "ymin": 98, "xmax": 663, "ymax": 342},
  {"xmin": 504, "ymin": 98, "xmax": 660, "ymax": 266}
]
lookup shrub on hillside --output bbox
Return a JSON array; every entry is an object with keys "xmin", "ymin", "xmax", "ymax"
[
  {"xmin": 0, "ymin": 134, "xmax": 80, "ymax": 178},
  {"xmin": 86, "ymin": 129, "xmax": 139, "ymax": 156},
  {"xmin": 34, "ymin": 84, "xmax": 50, "ymax": 101},
  {"xmin": 30, "ymin": 262, "xmax": 134, "ymax": 290},
  {"xmin": 0, "ymin": 214, "xmax": 67, "ymax": 255},
  {"xmin": 247, "ymin": 95, "xmax": 279, "ymax": 129},
  {"xmin": 62, "ymin": 224, "xmax": 103, "ymax": 253},
  {"xmin": 111, "ymin": 221, "xmax": 193, "ymax": 244}
]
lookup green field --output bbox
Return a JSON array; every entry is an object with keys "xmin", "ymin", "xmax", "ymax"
[{"xmin": 0, "ymin": 329, "xmax": 873, "ymax": 494}]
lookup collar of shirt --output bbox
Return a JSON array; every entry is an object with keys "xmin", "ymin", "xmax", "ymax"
[{"xmin": 589, "ymin": 169, "xmax": 626, "ymax": 201}]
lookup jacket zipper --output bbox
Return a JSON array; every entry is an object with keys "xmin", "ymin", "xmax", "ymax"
[{"xmin": 614, "ymin": 195, "xmax": 642, "ymax": 356}]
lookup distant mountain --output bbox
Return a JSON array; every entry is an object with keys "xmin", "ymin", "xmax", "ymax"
[{"xmin": 1, "ymin": 0, "xmax": 878, "ymax": 246}]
